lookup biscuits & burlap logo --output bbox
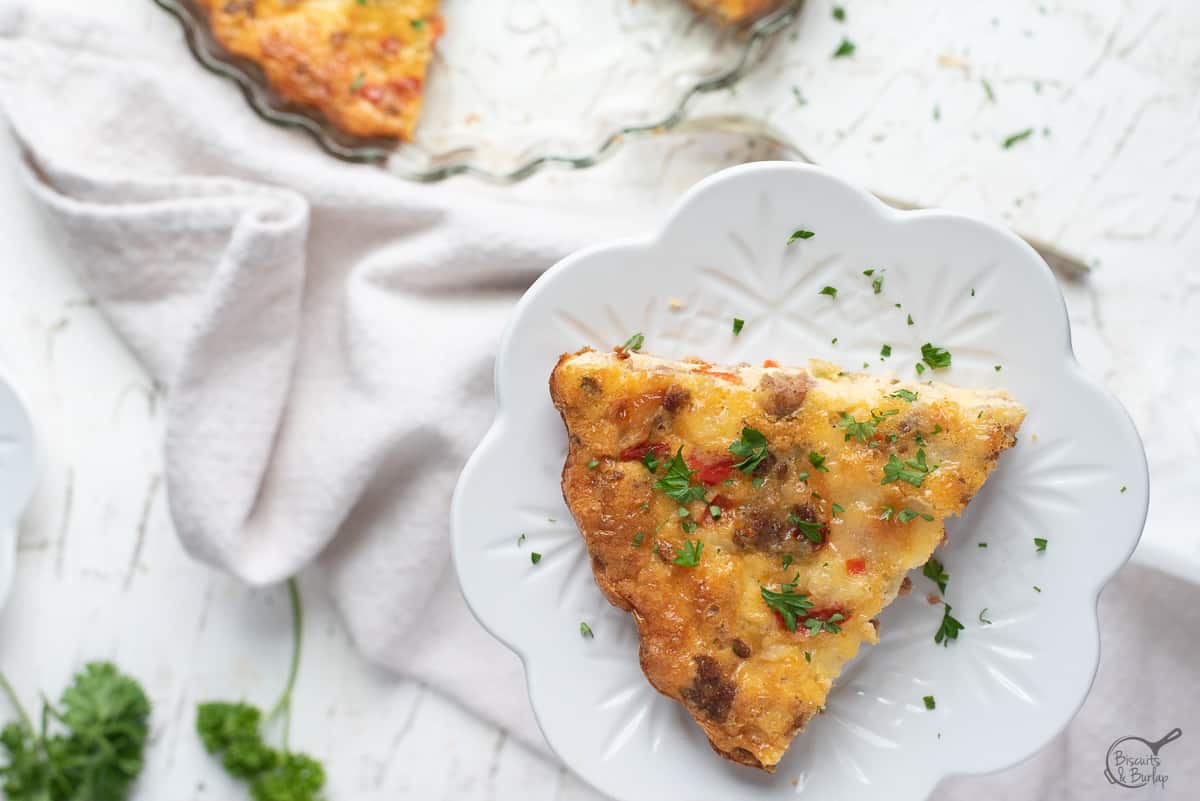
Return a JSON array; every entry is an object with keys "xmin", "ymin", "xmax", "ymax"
[{"xmin": 1104, "ymin": 728, "xmax": 1182, "ymax": 789}]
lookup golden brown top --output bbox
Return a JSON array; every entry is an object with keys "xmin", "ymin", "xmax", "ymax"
[
  {"xmin": 198, "ymin": 0, "xmax": 442, "ymax": 140},
  {"xmin": 550, "ymin": 348, "xmax": 1024, "ymax": 770}
]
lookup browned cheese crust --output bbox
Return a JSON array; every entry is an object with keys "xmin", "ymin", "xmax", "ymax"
[{"xmin": 549, "ymin": 348, "xmax": 1024, "ymax": 771}]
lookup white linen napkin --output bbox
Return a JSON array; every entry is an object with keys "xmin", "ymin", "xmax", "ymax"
[{"xmin": 1, "ymin": 4, "xmax": 1196, "ymax": 797}]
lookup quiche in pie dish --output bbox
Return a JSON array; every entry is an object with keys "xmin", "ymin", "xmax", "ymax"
[
  {"xmin": 194, "ymin": 0, "xmax": 782, "ymax": 142},
  {"xmin": 549, "ymin": 348, "xmax": 1024, "ymax": 771}
]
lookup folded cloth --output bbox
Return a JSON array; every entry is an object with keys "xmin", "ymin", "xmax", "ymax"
[
  {"xmin": 2, "ymin": 5, "xmax": 1196, "ymax": 798},
  {"xmin": 0, "ymin": 2, "xmax": 629, "ymax": 752}
]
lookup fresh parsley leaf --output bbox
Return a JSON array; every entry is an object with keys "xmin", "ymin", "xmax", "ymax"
[
  {"xmin": 970, "ymin": 288, "xmax": 976, "ymax": 297},
  {"xmin": 889, "ymin": 389, "xmax": 918, "ymax": 402},
  {"xmin": 832, "ymin": 5, "xmax": 846, "ymax": 21},
  {"xmin": 654, "ymin": 448, "xmax": 707, "ymax": 503},
  {"xmin": 797, "ymin": 470, "xmax": 810, "ymax": 481},
  {"xmin": 923, "ymin": 557, "xmax": 949, "ymax": 593},
  {"xmin": 788, "ymin": 229, "xmax": 815, "ymax": 243},
  {"xmin": 832, "ymin": 37, "xmax": 856, "ymax": 58},
  {"xmin": 641, "ymin": 449, "xmax": 661, "ymax": 473},
  {"xmin": 587, "ymin": 459, "xmax": 599, "ymax": 469},
  {"xmin": 915, "ymin": 362, "xmax": 926, "ymax": 375},
  {"xmin": 1034, "ymin": 537, "xmax": 1048, "ymax": 552},
  {"xmin": 872, "ymin": 275, "xmax": 884, "ymax": 294},
  {"xmin": 1033, "ymin": 585, "xmax": 1042, "ymax": 593},
  {"xmin": 863, "ymin": 269, "xmax": 875, "ymax": 276},
  {"xmin": 252, "ymin": 753, "xmax": 324, "ymax": 801},
  {"xmin": 804, "ymin": 651, "xmax": 812, "ymax": 663},
  {"xmin": 831, "ymin": 503, "xmax": 844, "ymax": 514},
  {"xmin": 411, "ymin": 17, "xmax": 425, "ymax": 29},
  {"xmin": 781, "ymin": 554, "xmax": 794, "ymax": 569},
  {"xmin": 896, "ymin": 508, "xmax": 919, "ymax": 524},
  {"xmin": 978, "ymin": 542, "xmax": 988, "ymax": 548},
  {"xmin": 804, "ymin": 613, "xmax": 844, "ymax": 635},
  {"xmin": 818, "ymin": 286, "xmax": 838, "ymax": 298},
  {"xmin": 994, "ymin": 364, "xmax": 1002, "ymax": 372},
  {"xmin": 632, "ymin": 532, "xmax": 645, "ymax": 547},
  {"xmin": 935, "ymin": 604, "xmax": 965, "ymax": 646},
  {"xmin": 788, "ymin": 514, "xmax": 825, "ymax": 544},
  {"xmin": 752, "ymin": 476, "xmax": 764, "ymax": 489},
  {"xmin": 838, "ymin": 412, "xmax": 876, "ymax": 442},
  {"xmin": 673, "ymin": 539, "xmax": 703, "ymax": 567},
  {"xmin": 1120, "ymin": 485, "xmax": 1127, "ymax": 493},
  {"xmin": 979, "ymin": 608, "xmax": 993, "ymax": 625},
  {"xmin": 580, "ymin": 621, "xmax": 594, "ymax": 638},
  {"xmin": 621, "ymin": 332, "xmax": 645, "ymax": 352},
  {"xmin": 907, "ymin": 313, "xmax": 914, "ymax": 326},
  {"xmin": 808, "ymin": 451, "xmax": 830, "ymax": 472},
  {"xmin": 879, "ymin": 505, "xmax": 894, "ymax": 520},
  {"xmin": 923, "ymin": 695, "xmax": 936, "ymax": 710},
  {"xmin": 732, "ymin": 318, "xmax": 745, "ymax": 335},
  {"xmin": 880, "ymin": 344, "xmax": 892, "ymax": 359},
  {"xmin": 1002, "ymin": 128, "xmax": 1034, "ymax": 149},
  {"xmin": 882, "ymin": 448, "xmax": 934, "ymax": 487},
  {"xmin": 760, "ymin": 576, "xmax": 814, "ymax": 632},
  {"xmin": 708, "ymin": 504, "xmax": 722, "ymax": 520},
  {"xmin": 981, "ymin": 78, "xmax": 995, "ymax": 102},
  {"xmin": 920, "ymin": 343, "xmax": 952, "ymax": 369},
  {"xmin": 530, "ymin": 552, "xmax": 542, "ymax": 564},
  {"xmin": 729, "ymin": 428, "xmax": 769, "ymax": 474},
  {"xmin": 681, "ymin": 519, "xmax": 698, "ymax": 533}
]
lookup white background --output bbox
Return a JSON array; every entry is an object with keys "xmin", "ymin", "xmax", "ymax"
[{"xmin": 1, "ymin": 0, "xmax": 1197, "ymax": 799}]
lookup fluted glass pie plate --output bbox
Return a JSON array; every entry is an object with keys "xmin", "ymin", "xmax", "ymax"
[
  {"xmin": 151, "ymin": 0, "xmax": 803, "ymax": 182},
  {"xmin": 450, "ymin": 163, "xmax": 1149, "ymax": 801}
]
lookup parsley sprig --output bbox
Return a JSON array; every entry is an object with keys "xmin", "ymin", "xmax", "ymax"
[
  {"xmin": 0, "ymin": 663, "xmax": 151, "ymax": 801},
  {"xmin": 196, "ymin": 579, "xmax": 327, "ymax": 801},
  {"xmin": 760, "ymin": 575, "xmax": 814, "ymax": 632},
  {"xmin": 729, "ymin": 428, "xmax": 769, "ymax": 473},
  {"xmin": 654, "ymin": 448, "xmax": 707, "ymax": 504},
  {"xmin": 788, "ymin": 513, "xmax": 825, "ymax": 544},
  {"xmin": 922, "ymin": 557, "xmax": 949, "ymax": 594},
  {"xmin": 882, "ymin": 448, "xmax": 935, "ymax": 486},
  {"xmin": 673, "ymin": 539, "xmax": 703, "ymax": 567},
  {"xmin": 838, "ymin": 408, "xmax": 898, "ymax": 442},
  {"xmin": 935, "ymin": 604, "xmax": 965, "ymax": 646},
  {"xmin": 920, "ymin": 343, "xmax": 952, "ymax": 370}
]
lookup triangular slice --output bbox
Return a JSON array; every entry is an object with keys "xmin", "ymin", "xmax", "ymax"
[{"xmin": 550, "ymin": 348, "xmax": 1024, "ymax": 771}]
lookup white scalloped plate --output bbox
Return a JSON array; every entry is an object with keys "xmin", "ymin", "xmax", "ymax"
[{"xmin": 450, "ymin": 163, "xmax": 1149, "ymax": 801}]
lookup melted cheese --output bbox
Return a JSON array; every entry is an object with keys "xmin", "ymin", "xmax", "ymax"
[{"xmin": 550, "ymin": 349, "xmax": 1024, "ymax": 770}]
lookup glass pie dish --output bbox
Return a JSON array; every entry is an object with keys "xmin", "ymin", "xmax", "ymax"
[{"xmin": 152, "ymin": 0, "xmax": 804, "ymax": 182}]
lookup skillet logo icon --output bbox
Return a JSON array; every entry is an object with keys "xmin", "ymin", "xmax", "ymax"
[{"xmin": 1104, "ymin": 728, "xmax": 1182, "ymax": 789}]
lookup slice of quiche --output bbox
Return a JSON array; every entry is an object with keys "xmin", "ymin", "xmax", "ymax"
[
  {"xmin": 198, "ymin": 0, "xmax": 442, "ymax": 141},
  {"xmin": 549, "ymin": 348, "xmax": 1024, "ymax": 771}
]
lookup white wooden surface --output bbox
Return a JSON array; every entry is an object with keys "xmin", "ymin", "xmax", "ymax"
[{"xmin": 0, "ymin": 1, "xmax": 1196, "ymax": 799}]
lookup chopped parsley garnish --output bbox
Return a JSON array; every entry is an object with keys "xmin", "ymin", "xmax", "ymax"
[
  {"xmin": 1002, "ymin": 128, "xmax": 1034, "ymax": 149},
  {"xmin": 654, "ymin": 448, "xmax": 707, "ymax": 503},
  {"xmin": 872, "ymin": 274, "xmax": 884, "ymax": 294},
  {"xmin": 788, "ymin": 229, "xmax": 816, "ymax": 243},
  {"xmin": 832, "ymin": 37, "xmax": 856, "ymax": 58},
  {"xmin": 621, "ymin": 332, "xmax": 644, "ymax": 352},
  {"xmin": 1034, "ymin": 537, "xmax": 1048, "ymax": 552},
  {"xmin": 632, "ymin": 532, "xmax": 645, "ymax": 547},
  {"xmin": 831, "ymin": 337, "xmax": 839, "ymax": 345},
  {"xmin": 978, "ymin": 542, "xmax": 988, "ymax": 548},
  {"xmin": 838, "ymin": 408, "xmax": 897, "ymax": 442},
  {"xmin": 782, "ymin": 554, "xmax": 794, "ymax": 569},
  {"xmin": 760, "ymin": 575, "xmax": 814, "ymax": 632},
  {"xmin": 729, "ymin": 427, "xmax": 769, "ymax": 473},
  {"xmin": 920, "ymin": 343, "xmax": 952, "ymax": 369},
  {"xmin": 788, "ymin": 514, "xmax": 825, "ymax": 544},
  {"xmin": 922, "ymin": 557, "xmax": 948, "ymax": 593},
  {"xmin": 752, "ymin": 476, "xmax": 764, "ymax": 489},
  {"xmin": 673, "ymin": 539, "xmax": 703, "ymax": 567},
  {"xmin": 804, "ymin": 613, "xmax": 844, "ymax": 635},
  {"xmin": 819, "ymin": 286, "xmax": 838, "ymax": 298},
  {"xmin": 797, "ymin": 470, "xmax": 810, "ymax": 481},
  {"xmin": 982, "ymin": 78, "xmax": 995, "ymax": 102},
  {"xmin": 681, "ymin": 519, "xmax": 698, "ymax": 533},
  {"xmin": 517, "ymin": 533, "xmax": 526, "ymax": 545},
  {"xmin": 879, "ymin": 506, "xmax": 893, "ymax": 521},
  {"xmin": 978, "ymin": 608, "xmax": 992, "ymax": 624},
  {"xmin": 971, "ymin": 288, "xmax": 976, "ymax": 297},
  {"xmin": 888, "ymin": 389, "xmax": 918, "ymax": 402},
  {"xmin": 709, "ymin": 504, "xmax": 722, "ymax": 519},
  {"xmin": 530, "ymin": 552, "xmax": 542, "ymax": 564},
  {"xmin": 808, "ymin": 451, "xmax": 830, "ymax": 472},
  {"xmin": 935, "ymin": 604, "xmax": 964, "ymax": 646},
  {"xmin": 350, "ymin": 72, "xmax": 365, "ymax": 92},
  {"xmin": 732, "ymin": 318, "xmax": 745, "ymax": 335},
  {"xmin": 915, "ymin": 362, "xmax": 926, "ymax": 375},
  {"xmin": 1120, "ymin": 485, "xmax": 1127, "ymax": 493},
  {"xmin": 995, "ymin": 364, "xmax": 1002, "ymax": 372},
  {"xmin": 804, "ymin": 651, "xmax": 812, "ymax": 663},
  {"xmin": 677, "ymin": 507, "xmax": 690, "ymax": 518},
  {"xmin": 863, "ymin": 269, "xmax": 875, "ymax": 276},
  {"xmin": 411, "ymin": 17, "xmax": 425, "ymax": 29},
  {"xmin": 580, "ymin": 621, "xmax": 594, "ymax": 638},
  {"xmin": 880, "ymin": 344, "xmax": 892, "ymax": 359},
  {"xmin": 1033, "ymin": 585, "xmax": 1042, "ymax": 593},
  {"xmin": 642, "ymin": 449, "xmax": 662, "ymax": 473},
  {"xmin": 907, "ymin": 313, "xmax": 914, "ymax": 326},
  {"xmin": 831, "ymin": 503, "xmax": 844, "ymax": 514},
  {"xmin": 897, "ymin": 508, "xmax": 933, "ymax": 524},
  {"xmin": 587, "ymin": 458, "xmax": 600, "ymax": 469},
  {"xmin": 923, "ymin": 695, "xmax": 936, "ymax": 710},
  {"xmin": 832, "ymin": 5, "xmax": 846, "ymax": 21},
  {"xmin": 883, "ymin": 448, "xmax": 934, "ymax": 486}
]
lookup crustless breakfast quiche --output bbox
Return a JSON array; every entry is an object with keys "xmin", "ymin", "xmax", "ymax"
[
  {"xmin": 195, "ymin": 1, "xmax": 780, "ymax": 141},
  {"xmin": 550, "ymin": 347, "xmax": 1024, "ymax": 771}
]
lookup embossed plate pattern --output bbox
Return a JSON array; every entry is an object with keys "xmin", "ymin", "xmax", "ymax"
[{"xmin": 451, "ymin": 163, "xmax": 1149, "ymax": 801}]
